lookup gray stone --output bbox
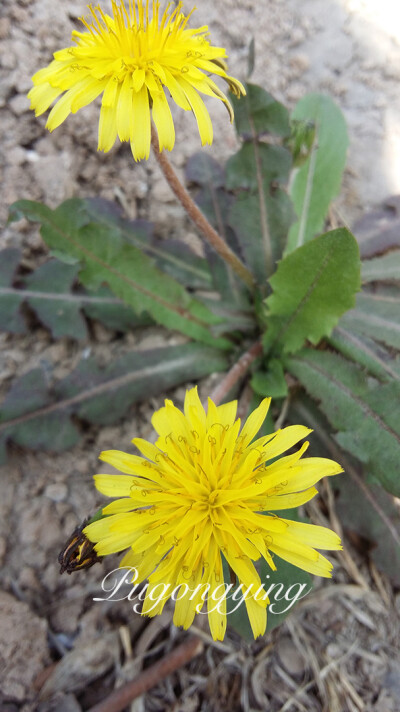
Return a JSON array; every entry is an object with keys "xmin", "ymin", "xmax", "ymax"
[{"xmin": 0, "ymin": 591, "xmax": 49, "ymax": 701}]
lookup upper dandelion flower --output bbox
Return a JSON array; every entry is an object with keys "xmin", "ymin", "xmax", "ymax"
[
  {"xmin": 28, "ymin": 0, "xmax": 246, "ymax": 160},
  {"xmin": 85, "ymin": 387, "xmax": 343, "ymax": 641}
]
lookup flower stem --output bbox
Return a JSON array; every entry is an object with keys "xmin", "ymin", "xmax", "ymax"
[
  {"xmin": 87, "ymin": 635, "xmax": 203, "ymax": 712},
  {"xmin": 209, "ymin": 340, "xmax": 263, "ymax": 406},
  {"xmin": 150, "ymin": 125, "xmax": 254, "ymax": 290}
]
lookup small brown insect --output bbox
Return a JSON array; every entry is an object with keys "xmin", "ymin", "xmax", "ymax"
[{"xmin": 58, "ymin": 519, "xmax": 102, "ymax": 574}]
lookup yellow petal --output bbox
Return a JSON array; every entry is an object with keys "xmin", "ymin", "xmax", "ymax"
[
  {"xmin": 206, "ymin": 398, "xmax": 237, "ymax": 431},
  {"xmin": 269, "ymin": 545, "xmax": 334, "ymax": 578},
  {"xmin": 130, "ymin": 84, "xmax": 151, "ymax": 160},
  {"xmin": 281, "ymin": 520, "xmax": 342, "ymax": 550},
  {"xmin": 94, "ymin": 473, "xmax": 138, "ymax": 496},
  {"xmin": 70, "ymin": 76, "xmax": 105, "ymax": 112},
  {"xmin": 46, "ymin": 89, "xmax": 74, "ymax": 131},
  {"xmin": 151, "ymin": 87, "xmax": 175, "ymax": 152},
  {"xmin": 162, "ymin": 67, "xmax": 191, "ymax": 110},
  {"xmin": 184, "ymin": 386, "xmax": 206, "ymax": 426},
  {"xmin": 261, "ymin": 486, "xmax": 318, "ymax": 511},
  {"xmin": 262, "ymin": 425, "xmax": 312, "ymax": 462},
  {"xmin": 132, "ymin": 67, "xmax": 145, "ymax": 92},
  {"xmin": 116, "ymin": 73, "xmax": 132, "ymax": 141},
  {"xmin": 176, "ymin": 76, "xmax": 213, "ymax": 145},
  {"xmin": 98, "ymin": 104, "xmax": 118, "ymax": 152},
  {"xmin": 244, "ymin": 595, "xmax": 267, "ymax": 638},
  {"xmin": 240, "ymin": 398, "xmax": 271, "ymax": 447},
  {"xmin": 28, "ymin": 83, "xmax": 63, "ymax": 115},
  {"xmin": 100, "ymin": 449, "xmax": 155, "ymax": 476},
  {"xmin": 102, "ymin": 76, "xmax": 119, "ymax": 107}
]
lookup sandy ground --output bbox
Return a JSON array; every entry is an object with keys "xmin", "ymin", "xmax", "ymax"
[{"xmin": 1, "ymin": 0, "xmax": 400, "ymax": 710}]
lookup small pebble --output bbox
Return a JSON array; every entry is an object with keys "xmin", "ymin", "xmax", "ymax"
[{"xmin": 44, "ymin": 483, "xmax": 68, "ymax": 503}]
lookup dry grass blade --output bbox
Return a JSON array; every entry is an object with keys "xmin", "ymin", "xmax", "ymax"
[{"xmin": 278, "ymin": 642, "xmax": 359, "ymax": 712}]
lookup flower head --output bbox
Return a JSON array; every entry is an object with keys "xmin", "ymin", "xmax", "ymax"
[
  {"xmin": 85, "ymin": 388, "xmax": 343, "ymax": 640},
  {"xmin": 28, "ymin": 0, "xmax": 245, "ymax": 161}
]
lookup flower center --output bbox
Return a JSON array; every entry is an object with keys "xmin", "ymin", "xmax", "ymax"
[{"xmin": 207, "ymin": 490, "xmax": 221, "ymax": 507}]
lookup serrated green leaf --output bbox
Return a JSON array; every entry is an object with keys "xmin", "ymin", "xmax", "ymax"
[
  {"xmin": 287, "ymin": 94, "xmax": 348, "ymax": 252},
  {"xmin": 0, "ymin": 343, "xmax": 228, "ymax": 459},
  {"xmin": 0, "ymin": 368, "xmax": 51, "ymax": 422},
  {"xmin": 340, "ymin": 291, "xmax": 400, "ymax": 350},
  {"xmin": 290, "ymin": 393, "xmax": 400, "ymax": 585},
  {"xmin": 9, "ymin": 200, "xmax": 230, "ymax": 349},
  {"xmin": 362, "ymin": 251, "xmax": 400, "ymax": 283},
  {"xmin": 84, "ymin": 197, "xmax": 213, "ymax": 291},
  {"xmin": 0, "ymin": 253, "xmax": 150, "ymax": 338},
  {"xmin": 329, "ymin": 326, "xmax": 400, "ymax": 382},
  {"xmin": 286, "ymin": 348, "xmax": 400, "ymax": 496},
  {"xmin": 251, "ymin": 359, "xmax": 288, "ymax": 398},
  {"xmin": 13, "ymin": 414, "xmax": 81, "ymax": 452},
  {"xmin": 83, "ymin": 285, "xmax": 152, "ymax": 331},
  {"xmin": 23, "ymin": 260, "xmax": 88, "ymax": 339},
  {"xmin": 231, "ymin": 83, "xmax": 291, "ymax": 138},
  {"xmin": 264, "ymin": 228, "xmax": 360, "ymax": 355}
]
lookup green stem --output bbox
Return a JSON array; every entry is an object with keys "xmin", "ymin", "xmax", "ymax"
[{"xmin": 150, "ymin": 125, "xmax": 255, "ymax": 290}]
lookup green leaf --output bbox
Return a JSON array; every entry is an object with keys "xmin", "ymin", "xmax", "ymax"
[
  {"xmin": 260, "ymin": 554, "xmax": 313, "ymax": 634},
  {"xmin": 287, "ymin": 94, "xmax": 348, "ymax": 252},
  {"xmin": 226, "ymin": 142, "xmax": 294, "ymax": 287},
  {"xmin": 329, "ymin": 326, "xmax": 400, "ymax": 383},
  {"xmin": 0, "ymin": 253, "xmax": 151, "ymax": 339},
  {"xmin": 231, "ymin": 83, "xmax": 291, "ymax": 138},
  {"xmin": 82, "ymin": 285, "xmax": 152, "ymax": 332},
  {"xmin": 264, "ymin": 228, "xmax": 361, "ymax": 354},
  {"xmin": 286, "ymin": 348, "xmax": 400, "ymax": 496},
  {"xmin": 285, "ymin": 119, "xmax": 316, "ymax": 168},
  {"xmin": 84, "ymin": 197, "xmax": 213, "ymax": 291},
  {"xmin": 229, "ymin": 191, "xmax": 295, "ymax": 288},
  {"xmin": 22, "ymin": 260, "xmax": 88, "ymax": 339},
  {"xmin": 361, "ymin": 251, "xmax": 400, "ymax": 283},
  {"xmin": 340, "ymin": 291, "xmax": 400, "ymax": 350},
  {"xmin": 0, "ymin": 248, "xmax": 27, "ymax": 334},
  {"xmin": 9, "ymin": 200, "xmax": 230, "ymax": 349},
  {"xmin": 334, "ymin": 474, "xmax": 400, "ymax": 587},
  {"xmin": 290, "ymin": 393, "xmax": 400, "ymax": 585},
  {"xmin": 226, "ymin": 143, "xmax": 292, "ymax": 190},
  {"xmin": 251, "ymin": 359, "xmax": 288, "ymax": 398},
  {"xmin": 0, "ymin": 343, "xmax": 228, "ymax": 462},
  {"xmin": 247, "ymin": 38, "xmax": 255, "ymax": 80},
  {"xmin": 185, "ymin": 153, "xmax": 250, "ymax": 306}
]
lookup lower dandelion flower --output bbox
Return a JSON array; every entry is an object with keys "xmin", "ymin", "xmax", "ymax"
[
  {"xmin": 85, "ymin": 388, "xmax": 343, "ymax": 641},
  {"xmin": 28, "ymin": 0, "xmax": 245, "ymax": 161}
]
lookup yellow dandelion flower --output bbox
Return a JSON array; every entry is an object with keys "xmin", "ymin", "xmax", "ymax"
[
  {"xmin": 28, "ymin": 0, "xmax": 245, "ymax": 161},
  {"xmin": 85, "ymin": 388, "xmax": 343, "ymax": 641},
  {"xmin": 84, "ymin": 388, "xmax": 342, "ymax": 640}
]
